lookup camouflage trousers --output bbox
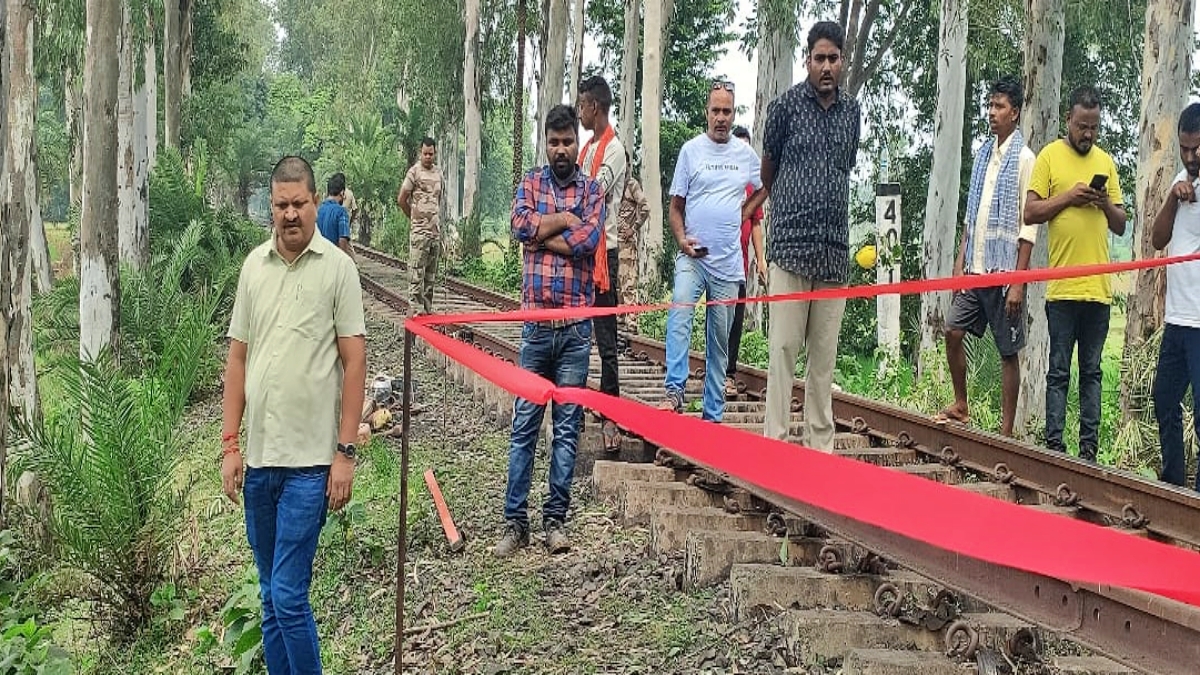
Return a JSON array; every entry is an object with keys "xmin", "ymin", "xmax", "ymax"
[
  {"xmin": 408, "ymin": 234, "xmax": 440, "ymax": 315},
  {"xmin": 617, "ymin": 226, "xmax": 640, "ymax": 333}
]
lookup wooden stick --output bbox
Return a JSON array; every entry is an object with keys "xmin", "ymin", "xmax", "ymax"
[
  {"xmin": 402, "ymin": 611, "xmax": 488, "ymax": 636},
  {"xmin": 423, "ymin": 468, "xmax": 465, "ymax": 552}
]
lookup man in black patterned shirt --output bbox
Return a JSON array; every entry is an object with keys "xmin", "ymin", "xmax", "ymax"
[{"xmin": 748, "ymin": 21, "xmax": 861, "ymax": 451}]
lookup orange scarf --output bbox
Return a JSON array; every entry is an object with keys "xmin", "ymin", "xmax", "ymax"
[{"xmin": 579, "ymin": 126, "xmax": 615, "ymax": 293}]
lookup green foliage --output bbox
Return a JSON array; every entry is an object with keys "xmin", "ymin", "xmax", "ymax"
[
  {"xmin": 0, "ymin": 532, "xmax": 73, "ymax": 675},
  {"xmin": 378, "ymin": 210, "xmax": 412, "ymax": 260},
  {"xmin": 461, "ymin": 255, "xmax": 521, "ymax": 295},
  {"xmin": 314, "ymin": 112, "xmax": 402, "ymax": 227},
  {"xmin": 10, "ymin": 353, "xmax": 191, "ymax": 641},
  {"xmin": 217, "ymin": 571, "xmax": 265, "ymax": 675}
]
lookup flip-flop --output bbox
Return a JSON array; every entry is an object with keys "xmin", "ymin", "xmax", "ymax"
[{"xmin": 602, "ymin": 420, "xmax": 621, "ymax": 453}]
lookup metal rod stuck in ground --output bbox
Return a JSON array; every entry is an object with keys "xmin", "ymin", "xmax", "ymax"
[{"xmin": 423, "ymin": 469, "xmax": 465, "ymax": 552}]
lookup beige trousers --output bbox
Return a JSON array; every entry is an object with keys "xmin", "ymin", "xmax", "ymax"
[{"xmin": 764, "ymin": 265, "xmax": 847, "ymax": 451}]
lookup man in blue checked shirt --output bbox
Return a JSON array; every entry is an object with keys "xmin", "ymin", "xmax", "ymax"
[{"xmin": 495, "ymin": 104, "xmax": 603, "ymax": 558}]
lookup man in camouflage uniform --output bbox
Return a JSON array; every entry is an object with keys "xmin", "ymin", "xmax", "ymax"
[
  {"xmin": 398, "ymin": 137, "xmax": 444, "ymax": 315},
  {"xmin": 617, "ymin": 171, "xmax": 649, "ymax": 333}
]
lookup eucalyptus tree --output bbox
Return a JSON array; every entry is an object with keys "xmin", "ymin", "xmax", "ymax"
[
  {"xmin": 638, "ymin": 0, "xmax": 673, "ymax": 286},
  {"xmin": 3, "ymin": 0, "xmax": 44, "ymax": 455},
  {"xmin": 747, "ymin": 0, "xmax": 797, "ymax": 331},
  {"xmin": 463, "ymin": 0, "xmax": 483, "ymax": 253},
  {"xmin": 917, "ymin": 0, "xmax": 969, "ymax": 370},
  {"xmin": 617, "ymin": 0, "xmax": 640, "ymax": 155},
  {"xmin": 81, "ymin": 0, "xmax": 121, "ymax": 360},
  {"xmin": 1014, "ymin": 0, "xmax": 1065, "ymax": 437},
  {"xmin": 1120, "ymin": 0, "xmax": 1195, "ymax": 416},
  {"xmin": 536, "ymin": 0, "xmax": 570, "ymax": 164}
]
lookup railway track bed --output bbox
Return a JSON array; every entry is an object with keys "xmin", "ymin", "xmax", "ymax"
[{"xmin": 357, "ymin": 244, "xmax": 1200, "ymax": 674}]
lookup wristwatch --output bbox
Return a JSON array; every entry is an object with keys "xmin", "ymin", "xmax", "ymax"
[{"xmin": 336, "ymin": 442, "xmax": 357, "ymax": 460}]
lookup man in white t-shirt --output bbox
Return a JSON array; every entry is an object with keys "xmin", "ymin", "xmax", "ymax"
[
  {"xmin": 659, "ymin": 82, "xmax": 764, "ymax": 421},
  {"xmin": 1152, "ymin": 102, "xmax": 1200, "ymax": 491}
]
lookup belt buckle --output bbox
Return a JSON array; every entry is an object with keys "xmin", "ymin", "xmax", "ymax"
[{"xmin": 549, "ymin": 317, "xmax": 573, "ymax": 329}]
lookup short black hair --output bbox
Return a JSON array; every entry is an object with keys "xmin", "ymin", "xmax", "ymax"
[
  {"xmin": 579, "ymin": 75, "xmax": 613, "ymax": 112},
  {"xmin": 1179, "ymin": 102, "xmax": 1200, "ymax": 135},
  {"xmin": 545, "ymin": 104, "xmax": 578, "ymax": 136},
  {"xmin": 1068, "ymin": 85, "xmax": 1102, "ymax": 114},
  {"xmin": 271, "ymin": 155, "xmax": 316, "ymax": 194},
  {"xmin": 990, "ymin": 76, "xmax": 1024, "ymax": 113},
  {"xmin": 807, "ymin": 21, "xmax": 845, "ymax": 52},
  {"xmin": 732, "ymin": 125, "xmax": 750, "ymax": 140},
  {"xmin": 327, "ymin": 172, "xmax": 346, "ymax": 196},
  {"xmin": 421, "ymin": 136, "xmax": 436, "ymax": 149}
]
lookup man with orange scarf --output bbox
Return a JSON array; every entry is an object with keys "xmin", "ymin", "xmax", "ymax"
[{"xmin": 577, "ymin": 76, "xmax": 628, "ymax": 452}]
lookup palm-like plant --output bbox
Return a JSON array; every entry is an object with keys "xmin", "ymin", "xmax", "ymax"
[{"xmin": 10, "ymin": 348, "xmax": 194, "ymax": 641}]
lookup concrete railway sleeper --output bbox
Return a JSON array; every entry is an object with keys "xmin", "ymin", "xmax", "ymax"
[{"xmin": 357, "ymin": 245, "xmax": 1197, "ymax": 674}]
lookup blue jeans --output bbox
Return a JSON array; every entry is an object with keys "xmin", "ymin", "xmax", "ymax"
[
  {"xmin": 1153, "ymin": 324, "xmax": 1200, "ymax": 489},
  {"xmin": 244, "ymin": 466, "xmax": 330, "ymax": 675},
  {"xmin": 664, "ymin": 254, "xmax": 739, "ymax": 422},
  {"xmin": 1045, "ymin": 300, "xmax": 1110, "ymax": 461},
  {"xmin": 504, "ymin": 320, "xmax": 593, "ymax": 529}
]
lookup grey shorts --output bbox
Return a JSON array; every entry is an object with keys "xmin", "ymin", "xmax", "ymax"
[{"xmin": 947, "ymin": 286, "xmax": 1026, "ymax": 357}]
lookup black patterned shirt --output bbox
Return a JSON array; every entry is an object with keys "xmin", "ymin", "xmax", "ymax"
[{"xmin": 763, "ymin": 81, "xmax": 861, "ymax": 283}]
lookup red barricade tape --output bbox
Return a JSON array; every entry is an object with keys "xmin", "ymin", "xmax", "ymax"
[
  {"xmin": 412, "ymin": 251, "xmax": 1200, "ymax": 327},
  {"xmin": 402, "ymin": 253, "xmax": 1200, "ymax": 607},
  {"xmin": 406, "ymin": 319, "xmax": 1200, "ymax": 608}
]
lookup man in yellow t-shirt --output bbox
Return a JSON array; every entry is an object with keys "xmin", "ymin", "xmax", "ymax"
[{"xmin": 1024, "ymin": 85, "xmax": 1127, "ymax": 462}]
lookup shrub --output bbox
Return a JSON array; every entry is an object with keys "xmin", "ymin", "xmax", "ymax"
[{"xmin": 11, "ymin": 352, "xmax": 193, "ymax": 642}]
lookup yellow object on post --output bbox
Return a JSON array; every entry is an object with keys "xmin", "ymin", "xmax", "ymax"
[{"xmin": 855, "ymin": 244, "xmax": 877, "ymax": 270}]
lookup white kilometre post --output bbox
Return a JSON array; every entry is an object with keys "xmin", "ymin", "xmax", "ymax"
[{"xmin": 876, "ymin": 182, "xmax": 903, "ymax": 359}]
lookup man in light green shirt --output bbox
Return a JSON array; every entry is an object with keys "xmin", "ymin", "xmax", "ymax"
[{"xmin": 220, "ymin": 155, "xmax": 367, "ymax": 673}]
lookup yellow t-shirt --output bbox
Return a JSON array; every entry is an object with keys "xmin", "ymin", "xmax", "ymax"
[{"xmin": 1028, "ymin": 139, "xmax": 1124, "ymax": 303}]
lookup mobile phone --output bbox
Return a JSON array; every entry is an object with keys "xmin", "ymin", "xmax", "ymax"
[
  {"xmin": 693, "ymin": 246, "xmax": 709, "ymax": 258},
  {"xmin": 1089, "ymin": 173, "xmax": 1108, "ymax": 191}
]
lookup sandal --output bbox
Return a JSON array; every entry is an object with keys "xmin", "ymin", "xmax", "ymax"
[
  {"xmin": 602, "ymin": 419, "xmax": 621, "ymax": 453},
  {"xmin": 657, "ymin": 389, "xmax": 684, "ymax": 413}
]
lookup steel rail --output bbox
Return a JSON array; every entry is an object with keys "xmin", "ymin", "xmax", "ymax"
[
  {"xmin": 358, "ymin": 243, "xmax": 1200, "ymax": 547},
  {"xmin": 357, "ymin": 251, "xmax": 1200, "ymax": 674},
  {"xmin": 658, "ymin": 448, "xmax": 1200, "ymax": 675}
]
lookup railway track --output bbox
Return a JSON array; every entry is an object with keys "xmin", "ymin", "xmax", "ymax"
[{"xmin": 356, "ymin": 243, "xmax": 1200, "ymax": 674}]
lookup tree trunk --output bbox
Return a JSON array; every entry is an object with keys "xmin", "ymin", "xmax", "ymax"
[
  {"xmin": 118, "ymin": 2, "xmax": 139, "ymax": 267},
  {"xmin": 180, "ymin": 0, "xmax": 193, "ymax": 97},
  {"xmin": 512, "ymin": 0, "xmax": 527, "ymax": 189},
  {"xmin": 163, "ymin": 0, "xmax": 181, "ymax": 151},
  {"xmin": 617, "ymin": 0, "xmax": 640, "ymax": 155},
  {"xmin": 66, "ymin": 67, "xmax": 84, "ymax": 206},
  {"xmin": 917, "ymin": 0, "xmax": 968, "ymax": 372},
  {"xmin": 444, "ymin": 123, "xmax": 462, "ymax": 227},
  {"xmin": 1013, "ymin": 0, "xmax": 1065, "ymax": 439},
  {"xmin": 568, "ymin": 0, "xmax": 586, "ymax": 104},
  {"xmin": 462, "ymin": 0, "xmax": 482, "ymax": 239},
  {"xmin": 536, "ymin": 0, "xmax": 569, "ymax": 164},
  {"xmin": 750, "ymin": 0, "xmax": 795, "ymax": 333},
  {"xmin": 3, "ymin": 0, "xmax": 42, "ymax": 425},
  {"xmin": 1121, "ymin": 0, "xmax": 1194, "ymax": 417},
  {"xmin": 81, "ymin": 0, "xmax": 121, "ymax": 361},
  {"xmin": 131, "ymin": 10, "xmax": 151, "ymax": 268},
  {"xmin": 0, "ymin": 0, "xmax": 8, "ymax": 524},
  {"xmin": 144, "ymin": 5, "xmax": 158, "ymax": 171},
  {"xmin": 638, "ymin": 0, "xmax": 672, "ymax": 289}
]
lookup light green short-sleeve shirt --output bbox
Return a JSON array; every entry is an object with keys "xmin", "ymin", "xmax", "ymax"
[{"xmin": 228, "ymin": 233, "xmax": 367, "ymax": 468}]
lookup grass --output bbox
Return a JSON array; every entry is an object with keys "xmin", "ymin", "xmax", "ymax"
[{"xmin": 67, "ymin": 315, "xmax": 740, "ymax": 674}]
